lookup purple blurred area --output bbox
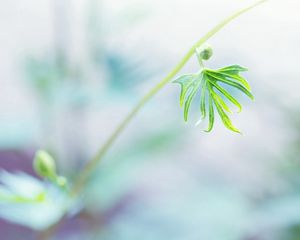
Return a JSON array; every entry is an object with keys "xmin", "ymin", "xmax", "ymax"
[
  {"xmin": 0, "ymin": 150, "xmax": 35, "ymax": 239},
  {"xmin": 0, "ymin": 150, "xmax": 35, "ymax": 174}
]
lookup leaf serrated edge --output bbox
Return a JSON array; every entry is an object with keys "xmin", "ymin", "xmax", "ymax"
[
  {"xmin": 204, "ymin": 94, "xmax": 215, "ymax": 132},
  {"xmin": 206, "ymin": 72, "xmax": 254, "ymax": 100},
  {"xmin": 183, "ymin": 75, "xmax": 202, "ymax": 121},
  {"xmin": 173, "ymin": 74, "xmax": 195, "ymax": 107},
  {"xmin": 213, "ymin": 97, "xmax": 241, "ymax": 133},
  {"xmin": 210, "ymin": 82, "xmax": 243, "ymax": 113}
]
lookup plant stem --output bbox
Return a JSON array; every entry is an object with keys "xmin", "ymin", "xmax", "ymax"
[
  {"xmin": 196, "ymin": 48, "xmax": 205, "ymax": 69},
  {"xmin": 71, "ymin": 0, "xmax": 267, "ymax": 196}
]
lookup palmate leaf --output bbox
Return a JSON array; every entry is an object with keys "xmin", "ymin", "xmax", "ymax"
[{"xmin": 173, "ymin": 65, "xmax": 253, "ymax": 133}]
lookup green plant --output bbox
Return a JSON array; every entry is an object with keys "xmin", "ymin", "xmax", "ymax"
[
  {"xmin": 0, "ymin": 0, "xmax": 267, "ymax": 237},
  {"xmin": 173, "ymin": 45, "xmax": 253, "ymax": 133}
]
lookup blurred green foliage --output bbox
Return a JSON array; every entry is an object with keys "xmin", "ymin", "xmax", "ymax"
[{"xmin": 0, "ymin": 171, "xmax": 72, "ymax": 230}]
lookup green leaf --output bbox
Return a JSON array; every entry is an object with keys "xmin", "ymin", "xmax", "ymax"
[
  {"xmin": 200, "ymin": 79, "xmax": 207, "ymax": 119},
  {"xmin": 211, "ymin": 71, "xmax": 251, "ymax": 91},
  {"xmin": 211, "ymin": 82, "xmax": 243, "ymax": 113},
  {"xmin": 183, "ymin": 75, "xmax": 202, "ymax": 121},
  {"xmin": 210, "ymin": 91, "xmax": 232, "ymax": 114},
  {"xmin": 209, "ymin": 65, "xmax": 251, "ymax": 90},
  {"xmin": 205, "ymin": 96, "xmax": 215, "ymax": 132},
  {"xmin": 206, "ymin": 72, "xmax": 254, "ymax": 100},
  {"xmin": 218, "ymin": 65, "xmax": 248, "ymax": 74},
  {"xmin": 173, "ymin": 74, "xmax": 195, "ymax": 107},
  {"xmin": 213, "ymin": 97, "xmax": 241, "ymax": 133},
  {"xmin": 173, "ymin": 64, "xmax": 254, "ymax": 133}
]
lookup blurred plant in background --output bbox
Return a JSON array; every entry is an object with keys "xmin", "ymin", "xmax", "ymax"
[
  {"xmin": 21, "ymin": 0, "xmax": 156, "ymax": 173},
  {"xmin": 0, "ymin": 171, "xmax": 70, "ymax": 230},
  {"xmin": 1, "ymin": 0, "xmax": 162, "ymax": 238}
]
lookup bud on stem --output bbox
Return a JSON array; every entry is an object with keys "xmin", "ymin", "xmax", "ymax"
[
  {"xmin": 197, "ymin": 44, "xmax": 213, "ymax": 61},
  {"xmin": 33, "ymin": 150, "xmax": 68, "ymax": 188},
  {"xmin": 34, "ymin": 150, "xmax": 57, "ymax": 179}
]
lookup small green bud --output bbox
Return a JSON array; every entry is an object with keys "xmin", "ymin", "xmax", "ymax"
[
  {"xmin": 33, "ymin": 150, "xmax": 57, "ymax": 179},
  {"xmin": 198, "ymin": 44, "xmax": 213, "ymax": 61}
]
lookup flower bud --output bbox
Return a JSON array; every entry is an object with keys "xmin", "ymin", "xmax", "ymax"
[
  {"xmin": 33, "ymin": 150, "xmax": 57, "ymax": 179},
  {"xmin": 199, "ymin": 44, "xmax": 213, "ymax": 61}
]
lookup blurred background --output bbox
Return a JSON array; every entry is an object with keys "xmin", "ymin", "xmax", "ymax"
[{"xmin": 1, "ymin": 0, "xmax": 300, "ymax": 239}]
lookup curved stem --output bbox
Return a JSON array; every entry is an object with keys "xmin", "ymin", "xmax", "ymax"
[{"xmin": 71, "ymin": 0, "xmax": 267, "ymax": 196}]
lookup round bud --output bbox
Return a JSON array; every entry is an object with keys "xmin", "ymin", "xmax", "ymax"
[
  {"xmin": 199, "ymin": 44, "xmax": 213, "ymax": 61},
  {"xmin": 33, "ymin": 150, "xmax": 57, "ymax": 179}
]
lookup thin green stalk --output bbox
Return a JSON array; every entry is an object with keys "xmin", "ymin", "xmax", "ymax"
[
  {"xmin": 71, "ymin": 0, "xmax": 267, "ymax": 195},
  {"xmin": 196, "ymin": 48, "xmax": 205, "ymax": 68}
]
